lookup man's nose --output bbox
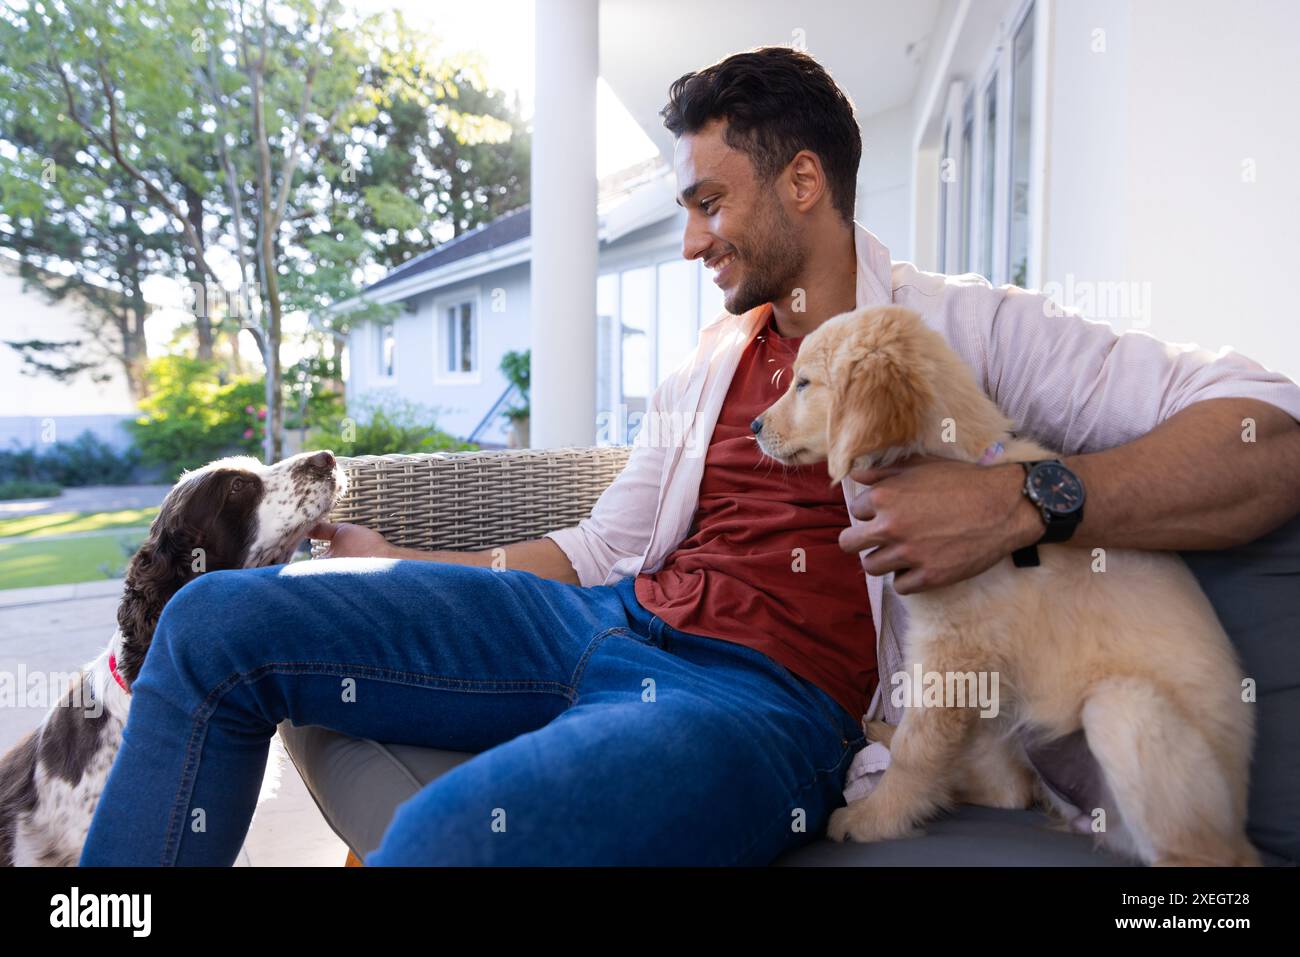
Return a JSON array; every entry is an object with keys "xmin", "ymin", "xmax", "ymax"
[
  {"xmin": 681, "ymin": 220, "xmax": 711, "ymax": 261},
  {"xmin": 750, "ymin": 417, "xmax": 763, "ymax": 435}
]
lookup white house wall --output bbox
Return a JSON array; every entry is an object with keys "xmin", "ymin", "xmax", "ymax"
[
  {"xmin": 857, "ymin": 102, "xmax": 915, "ymax": 262},
  {"xmin": 905, "ymin": 0, "xmax": 1300, "ymax": 386},
  {"xmin": 1044, "ymin": 0, "xmax": 1300, "ymax": 383},
  {"xmin": 346, "ymin": 262, "xmax": 531, "ymax": 446}
]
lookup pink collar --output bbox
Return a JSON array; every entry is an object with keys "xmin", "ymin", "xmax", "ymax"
[
  {"xmin": 977, "ymin": 441, "xmax": 1006, "ymax": 465},
  {"xmin": 108, "ymin": 653, "xmax": 130, "ymax": 695}
]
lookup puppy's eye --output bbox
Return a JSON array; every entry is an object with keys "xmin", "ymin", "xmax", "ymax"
[
  {"xmin": 229, "ymin": 478, "xmax": 246, "ymax": 495},
  {"xmin": 795, "ymin": 377, "xmax": 810, "ymax": 392}
]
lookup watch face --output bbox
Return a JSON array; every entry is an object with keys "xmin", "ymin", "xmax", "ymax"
[{"xmin": 1027, "ymin": 462, "xmax": 1085, "ymax": 514}]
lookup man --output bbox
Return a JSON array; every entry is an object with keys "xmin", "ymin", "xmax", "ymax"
[{"xmin": 81, "ymin": 48, "xmax": 1300, "ymax": 866}]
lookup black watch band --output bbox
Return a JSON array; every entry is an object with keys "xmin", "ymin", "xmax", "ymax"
[{"xmin": 1012, "ymin": 460, "xmax": 1085, "ymax": 568}]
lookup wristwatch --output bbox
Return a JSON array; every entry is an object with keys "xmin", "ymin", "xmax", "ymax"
[{"xmin": 1011, "ymin": 459, "xmax": 1086, "ymax": 568}]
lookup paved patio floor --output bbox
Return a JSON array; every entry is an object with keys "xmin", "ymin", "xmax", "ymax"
[
  {"xmin": 0, "ymin": 484, "xmax": 174, "ymax": 517},
  {"xmin": 0, "ymin": 580, "xmax": 348, "ymax": 866}
]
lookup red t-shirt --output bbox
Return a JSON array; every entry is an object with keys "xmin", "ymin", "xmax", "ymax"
[{"xmin": 634, "ymin": 303, "xmax": 878, "ymax": 720}]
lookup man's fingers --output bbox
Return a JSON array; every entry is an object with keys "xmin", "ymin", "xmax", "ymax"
[
  {"xmin": 861, "ymin": 544, "xmax": 911, "ymax": 578},
  {"xmin": 839, "ymin": 520, "xmax": 887, "ymax": 554},
  {"xmin": 848, "ymin": 465, "xmax": 905, "ymax": 486},
  {"xmin": 848, "ymin": 487, "xmax": 876, "ymax": 521}
]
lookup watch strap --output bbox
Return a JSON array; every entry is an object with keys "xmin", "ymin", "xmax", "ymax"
[{"xmin": 1011, "ymin": 544, "xmax": 1040, "ymax": 567}]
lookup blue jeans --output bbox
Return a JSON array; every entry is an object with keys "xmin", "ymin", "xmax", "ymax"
[{"xmin": 79, "ymin": 557, "xmax": 865, "ymax": 866}]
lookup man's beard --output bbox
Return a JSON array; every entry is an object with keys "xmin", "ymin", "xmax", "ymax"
[{"xmin": 724, "ymin": 195, "xmax": 807, "ymax": 316}]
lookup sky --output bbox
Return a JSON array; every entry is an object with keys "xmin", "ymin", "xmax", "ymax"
[{"xmin": 357, "ymin": 0, "xmax": 659, "ymax": 178}]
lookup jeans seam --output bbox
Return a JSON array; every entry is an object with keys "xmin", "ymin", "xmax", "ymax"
[
  {"xmin": 568, "ymin": 625, "xmax": 645, "ymax": 690},
  {"xmin": 159, "ymin": 660, "xmax": 580, "ymax": 864}
]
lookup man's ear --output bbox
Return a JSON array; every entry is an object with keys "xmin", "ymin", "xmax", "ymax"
[{"xmin": 826, "ymin": 324, "xmax": 935, "ymax": 482}]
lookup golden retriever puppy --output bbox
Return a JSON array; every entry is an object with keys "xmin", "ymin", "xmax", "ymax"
[{"xmin": 754, "ymin": 305, "xmax": 1258, "ymax": 866}]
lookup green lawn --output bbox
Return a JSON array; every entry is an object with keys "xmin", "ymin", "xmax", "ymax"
[
  {"xmin": 0, "ymin": 507, "xmax": 158, "ymax": 539},
  {"xmin": 0, "ymin": 530, "xmax": 149, "ymax": 590}
]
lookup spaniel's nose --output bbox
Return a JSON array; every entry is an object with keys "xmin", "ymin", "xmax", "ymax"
[
  {"xmin": 307, "ymin": 450, "xmax": 335, "ymax": 471},
  {"xmin": 750, "ymin": 418, "xmax": 763, "ymax": 435}
]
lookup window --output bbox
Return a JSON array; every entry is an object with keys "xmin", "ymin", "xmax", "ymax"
[
  {"xmin": 933, "ymin": 1, "xmax": 1036, "ymax": 287},
  {"xmin": 596, "ymin": 257, "xmax": 723, "ymax": 444},
  {"xmin": 656, "ymin": 259, "xmax": 695, "ymax": 381},
  {"xmin": 959, "ymin": 96, "xmax": 974, "ymax": 273},
  {"xmin": 980, "ymin": 70, "xmax": 998, "ymax": 279},
  {"xmin": 938, "ymin": 122, "xmax": 951, "ymax": 273},
  {"xmin": 1007, "ymin": 9, "xmax": 1035, "ymax": 288},
  {"xmin": 439, "ymin": 299, "xmax": 477, "ymax": 377},
  {"xmin": 596, "ymin": 272, "xmax": 619, "ymax": 424},
  {"xmin": 619, "ymin": 267, "xmax": 653, "ymax": 407},
  {"xmin": 376, "ymin": 321, "xmax": 395, "ymax": 378}
]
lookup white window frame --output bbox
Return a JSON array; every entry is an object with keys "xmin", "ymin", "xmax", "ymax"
[
  {"xmin": 938, "ymin": 82, "xmax": 965, "ymax": 275},
  {"xmin": 374, "ymin": 320, "xmax": 396, "ymax": 381},
  {"xmin": 935, "ymin": 0, "xmax": 1045, "ymax": 288},
  {"xmin": 433, "ymin": 287, "xmax": 482, "ymax": 385}
]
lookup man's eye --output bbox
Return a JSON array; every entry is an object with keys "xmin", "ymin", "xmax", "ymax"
[
  {"xmin": 795, "ymin": 378, "xmax": 810, "ymax": 392},
  {"xmin": 700, "ymin": 197, "xmax": 718, "ymax": 214}
]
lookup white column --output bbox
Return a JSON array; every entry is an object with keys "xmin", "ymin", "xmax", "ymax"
[{"xmin": 530, "ymin": 0, "xmax": 599, "ymax": 448}]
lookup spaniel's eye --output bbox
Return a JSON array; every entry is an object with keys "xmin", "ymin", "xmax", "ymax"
[
  {"xmin": 229, "ymin": 478, "xmax": 246, "ymax": 495},
  {"xmin": 795, "ymin": 377, "xmax": 810, "ymax": 392}
]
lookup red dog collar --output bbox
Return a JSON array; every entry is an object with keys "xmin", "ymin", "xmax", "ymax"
[{"xmin": 108, "ymin": 653, "xmax": 130, "ymax": 695}]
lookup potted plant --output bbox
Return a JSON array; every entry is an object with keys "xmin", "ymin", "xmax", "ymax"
[{"xmin": 499, "ymin": 349, "xmax": 531, "ymax": 448}]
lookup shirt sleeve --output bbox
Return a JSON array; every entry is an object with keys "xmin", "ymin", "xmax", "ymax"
[
  {"xmin": 973, "ymin": 284, "xmax": 1300, "ymax": 454},
  {"xmin": 543, "ymin": 374, "xmax": 675, "ymax": 587}
]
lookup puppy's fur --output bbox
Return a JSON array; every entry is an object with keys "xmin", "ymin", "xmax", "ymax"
[
  {"xmin": 0, "ymin": 450, "xmax": 344, "ymax": 866},
  {"xmin": 755, "ymin": 305, "xmax": 1258, "ymax": 866}
]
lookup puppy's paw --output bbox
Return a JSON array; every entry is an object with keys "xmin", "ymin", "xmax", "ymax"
[
  {"xmin": 864, "ymin": 720, "xmax": 895, "ymax": 746},
  {"xmin": 826, "ymin": 796, "xmax": 921, "ymax": 844}
]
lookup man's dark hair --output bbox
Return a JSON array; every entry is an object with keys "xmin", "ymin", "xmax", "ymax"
[{"xmin": 660, "ymin": 46, "xmax": 861, "ymax": 225}]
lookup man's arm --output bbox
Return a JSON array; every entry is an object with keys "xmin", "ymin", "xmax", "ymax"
[
  {"xmin": 840, "ymin": 280, "xmax": 1300, "ymax": 596},
  {"xmin": 311, "ymin": 522, "xmax": 579, "ymax": 584},
  {"xmin": 306, "ymin": 348, "xmax": 694, "ymax": 587},
  {"xmin": 842, "ymin": 397, "xmax": 1300, "ymax": 594}
]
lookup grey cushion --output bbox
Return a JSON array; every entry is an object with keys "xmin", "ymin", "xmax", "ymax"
[
  {"xmin": 277, "ymin": 720, "xmax": 1131, "ymax": 865},
  {"xmin": 1179, "ymin": 510, "xmax": 1300, "ymax": 864},
  {"xmin": 279, "ymin": 511, "xmax": 1300, "ymax": 866}
]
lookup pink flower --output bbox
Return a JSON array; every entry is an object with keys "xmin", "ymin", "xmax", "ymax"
[
  {"xmin": 243, "ymin": 428, "xmax": 255, "ymax": 439},
  {"xmin": 257, "ymin": 408, "xmax": 267, "ymax": 420},
  {"xmin": 245, "ymin": 405, "xmax": 256, "ymax": 414}
]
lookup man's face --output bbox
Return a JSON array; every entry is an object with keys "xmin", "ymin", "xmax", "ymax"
[{"xmin": 674, "ymin": 119, "xmax": 807, "ymax": 315}]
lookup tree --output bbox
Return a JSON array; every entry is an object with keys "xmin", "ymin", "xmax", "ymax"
[{"xmin": 0, "ymin": 0, "xmax": 531, "ymax": 460}]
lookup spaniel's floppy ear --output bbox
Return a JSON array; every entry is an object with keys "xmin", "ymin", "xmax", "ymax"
[
  {"xmin": 826, "ymin": 308, "xmax": 936, "ymax": 482},
  {"xmin": 114, "ymin": 472, "xmax": 221, "ymax": 682}
]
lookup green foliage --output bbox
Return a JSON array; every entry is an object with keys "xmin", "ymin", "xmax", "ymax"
[
  {"xmin": 306, "ymin": 396, "xmax": 476, "ymax": 457},
  {"xmin": 499, "ymin": 349, "xmax": 530, "ymax": 422},
  {"xmin": 0, "ymin": 480, "xmax": 62, "ymax": 501},
  {"xmin": 0, "ymin": 431, "xmax": 140, "ymax": 488},
  {"xmin": 127, "ymin": 356, "xmax": 264, "ymax": 476}
]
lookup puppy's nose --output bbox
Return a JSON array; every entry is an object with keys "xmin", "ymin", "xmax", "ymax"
[
  {"xmin": 307, "ymin": 450, "xmax": 335, "ymax": 471},
  {"xmin": 750, "ymin": 417, "xmax": 763, "ymax": 435}
]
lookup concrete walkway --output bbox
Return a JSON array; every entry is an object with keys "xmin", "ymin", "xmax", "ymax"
[
  {"xmin": 0, "ymin": 484, "xmax": 172, "ymax": 517},
  {"xmin": 0, "ymin": 579, "xmax": 347, "ymax": 866}
]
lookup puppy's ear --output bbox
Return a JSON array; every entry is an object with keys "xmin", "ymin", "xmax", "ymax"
[{"xmin": 826, "ymin": 309, "xmax": 935, "ymax": 482}]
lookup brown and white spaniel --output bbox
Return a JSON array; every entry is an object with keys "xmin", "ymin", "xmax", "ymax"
[{"xmin": 0, "ymin": 450, "xmax": 345, "ymax": 866}]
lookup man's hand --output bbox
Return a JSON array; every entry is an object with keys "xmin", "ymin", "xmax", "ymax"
[
  {"xmin": 838, "ymin": 454, "xmax": 1042, "ymax": 595},
  {"xmin": 309, "ymin": 521, "xmax": 395, "ymax": 560}
]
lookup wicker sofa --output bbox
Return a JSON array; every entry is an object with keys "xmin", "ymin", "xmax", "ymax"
[{"xmin": 279, "ymin": 447, "xmax": 1300, "ymax": 866}]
